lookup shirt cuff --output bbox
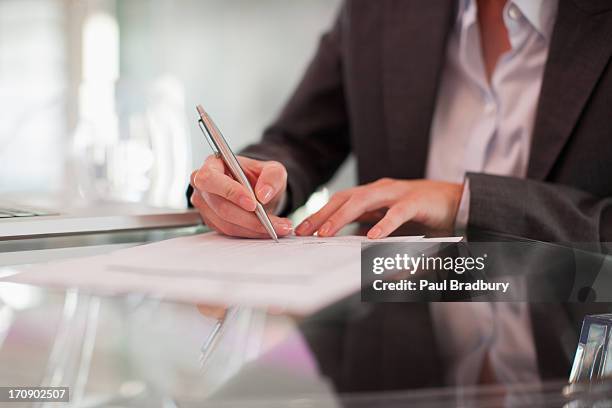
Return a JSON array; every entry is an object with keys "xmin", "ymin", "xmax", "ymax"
[{"xmin": 454, "ymin": 179, "xmax": 470, "ymax": 233}]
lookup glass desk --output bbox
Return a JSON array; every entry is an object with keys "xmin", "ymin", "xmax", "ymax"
[{"xmin": 1, "ymin": 227, "xmax": 612, "ymax": 407}]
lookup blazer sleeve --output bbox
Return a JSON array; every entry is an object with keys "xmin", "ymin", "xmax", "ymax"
[
  {"xmin": 467, "ymin": 173, "xmax": 612, "ymax": 247},
  {"xmin": 240, "ymin": 4, "xmax": 351, "ymax": 212}
]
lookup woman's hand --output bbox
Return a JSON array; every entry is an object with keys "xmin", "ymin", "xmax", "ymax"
[
  {"xmin": 190, "ymin": 155, "xmax": 292, "ymax": 238},
  {"xmin": 295, "ymin": 178, "xmax": 464, "ymax": 239}
]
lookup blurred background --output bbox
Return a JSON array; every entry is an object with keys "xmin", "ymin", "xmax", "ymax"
[{"xmin": 0, "ymin": 0, "xmax": 351, "ymax": 208}]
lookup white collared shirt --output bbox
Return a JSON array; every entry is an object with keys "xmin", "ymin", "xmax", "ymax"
[{"xmin": 426, "ymin": 0, "xmax": 559, "ymax": 386}]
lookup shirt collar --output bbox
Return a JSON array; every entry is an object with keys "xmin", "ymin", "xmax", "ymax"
[
  {"xmin": 456, "ymin": 0, "xmax": 558, "ymax": 40},
  {"xmin": 511, "ymin": 0, "xmax": 558, "ymax": 40}
]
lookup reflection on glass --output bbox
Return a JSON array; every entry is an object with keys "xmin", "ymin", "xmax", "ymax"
[
  {"xmin": 604, "ymin": 333, "xmax": 612, "ymax": 377},
  {"xmin": 570, "ymin": 315, "xmax": 612, "ymax": 383}
]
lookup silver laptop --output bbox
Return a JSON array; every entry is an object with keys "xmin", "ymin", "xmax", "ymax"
[{"xmin": 0, "ymin": 192, "xmax": 201, "ymax": 240}]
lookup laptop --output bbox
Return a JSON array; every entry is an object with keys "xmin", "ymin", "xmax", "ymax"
[{"xmin": 0, "ymin": 192, "xmax": 201, "ymax": 240}]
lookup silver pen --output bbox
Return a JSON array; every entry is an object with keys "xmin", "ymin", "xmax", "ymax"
[
  {"xmin": 196, "ymin": 105, "xmax": 279, "ymax": 242},
  {"xmin": 199, "ymin": 306, "xmax": 240, "ymax": 371}
]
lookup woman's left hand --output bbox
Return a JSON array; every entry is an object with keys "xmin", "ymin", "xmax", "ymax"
[{"xmin": 295, "ymin": 178, "xmax": 464, "ymax": 239}]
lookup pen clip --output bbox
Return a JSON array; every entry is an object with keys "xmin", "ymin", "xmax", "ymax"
[{"xmin": 198, "ymin": 119, "xmax": 221, "ymax": 158}]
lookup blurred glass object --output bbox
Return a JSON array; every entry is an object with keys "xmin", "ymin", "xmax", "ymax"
[
  {"xmin": 117, "ymin": 0, "xmax": 346, "ymax": 190},
  {"xmin": 71, "ymin": 10, "xmax": 123, "ymax": 201},
  {"xmin": 141, "ymin": 77, "xmax": 192, "ymax": 208},
  {"xmin": 1, "ymin": 0, "xmax": 346, "ymax": 200},
  {"xmin": 72, "ymin": 76, "xmax": 191, "ymax": 208},
  {"xmin": 569, "ymin": 314, "xmax": 612, "ymax": 383},
  {"xmin": 71, "ymin": 10, "xmax": 191, "ymax": 207}
]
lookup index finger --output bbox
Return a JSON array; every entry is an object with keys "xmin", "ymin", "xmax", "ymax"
[{"xmin": 194, "ymin": 157, "xmax": 256, "ymax": 211}]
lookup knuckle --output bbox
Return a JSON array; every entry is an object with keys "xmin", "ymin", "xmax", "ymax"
[
  {"xmin": 204, "ymin": 155, "xmax": 218, "ymax": 165},
  {"xmin": 197, "ymin": 170, "xmax": 213, "ymax": 187},
  {"xmin": 326, "ymin": 216, "xmax": 339, "ymax": 227},
  {"xmin": 269, "ymin": 161, "xmax": 287, "ymax": 176},
  {"xmin": 266, "ymin": 160, "xmax": 283, "ymax": 170},
  {"xmin": 224, "ymin": 184, "xmax": 241, "ymax": 201},
  {"xmin": 374, "ymin": 177, "xmax": 392, "ymax": 186},
  {"xmin": 394, "ymin": 202, "xmax": 414, "ymax": 217},
  {"xmin": 331, "ymin": 191, "xmax": 347, "ymax": 202},
  {"xmin": 404, "ymin": 192, "xmax": 422, "ymax": 205},
  {"xmin": 314, "ymin": 209, "xmax": 331, "ymax": 223},
  {"xmin": 329, "ymin": 209, "xmax": 348, "ymax": 224},
  {"xmin": 351, "ymin": 190, "xmax": 370, "ymax": 203},
  {"xmin": 386, "ymin": 207, "xmax": 404, "ymax": 219},
  {"xmin": 394, "ymin": 199, "xmax": 409, "ymax": 210}
]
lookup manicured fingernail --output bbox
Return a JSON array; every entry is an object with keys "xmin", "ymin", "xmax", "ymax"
[
  {"xmin": 296, "ymin": 220, "xmax": 311, "ymax": 235},
  {"xmin": 368, "ymin": 227, "xmax": 382, "ymax": 239},
  {"xmin": 239, "ymin": 195, "xmax": 256, "ymax": 211},
  {"xmin": 258, "ymin": 185, "xmax": 274, "ymax": 204},
  {"xmin": 318, "ymin": 222, "xmax": 332, "ymax": 236},
  {"xmin": 277, "ymin": 222, "xmax": 293, "ymax": 234}
]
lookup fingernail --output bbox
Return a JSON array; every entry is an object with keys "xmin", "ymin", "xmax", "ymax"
[
  {"xmin": 258, "ymin": 185, "xmax": 274, "ymax": 204},
  {"xmin": 277, "ymin": 222, "xmax": 293, "ymax": 234},
  {"xmin": 296, "ymin": 220, "xmax": 312, "ymax": 235},
  {"xmin": 368, "ymin": 227, "xmax": 382, "ymax": 239},
  {"xmin": 318, "ymin": 222, "xmax": 332, "ymax": 237},
  {"xmin": 238, "ymin": 195, "xmax": 256, "ymax": 211}
]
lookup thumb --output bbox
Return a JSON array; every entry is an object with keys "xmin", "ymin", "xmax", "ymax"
[{"xmin": 255, "ymin": 161, "xmax": 287, "ymax": 204}]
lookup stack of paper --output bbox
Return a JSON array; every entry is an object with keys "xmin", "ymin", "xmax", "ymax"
[{"xmin": 2, "ymin": 233, "xmax": 459, "ymax": 314}]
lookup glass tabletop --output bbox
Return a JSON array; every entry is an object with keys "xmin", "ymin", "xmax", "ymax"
[
  {"xmin": 3, "ymin": 286, "xmax": 606, "ymax": 408},
  {"xmin": 1, "ymin": 227, "xmax": 612, "ymax": 407}
]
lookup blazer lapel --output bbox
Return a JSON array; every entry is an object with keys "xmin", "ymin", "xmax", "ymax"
[
  {"xmin": 382, "ymin": 0, "xmax": 454, "ymax": 176},
  {"xmin": 528, "ymin": 0, "xmax": 612, "ymax": 180}
]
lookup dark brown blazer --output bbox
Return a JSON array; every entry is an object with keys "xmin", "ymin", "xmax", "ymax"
[{"xmin": 236, "ymin": 0, "xmax": 612, "ymax": 390}]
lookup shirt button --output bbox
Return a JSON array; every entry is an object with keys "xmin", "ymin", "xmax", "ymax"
[{"xmin": 508, "ymin": 5, "xmax": 520, "ymax": 20}]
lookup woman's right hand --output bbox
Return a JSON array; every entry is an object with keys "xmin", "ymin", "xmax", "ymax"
[{"xmin": 190, "ymin": 155, "xmax": 293, "ymax": 238}]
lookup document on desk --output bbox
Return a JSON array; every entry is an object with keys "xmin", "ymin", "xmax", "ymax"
[{"xmin": 2, "ymin": 233, "xmax": 459, "ymax": 314}]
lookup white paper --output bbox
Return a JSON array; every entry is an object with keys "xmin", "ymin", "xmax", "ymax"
[{"xmin": 2, "ymin": 232, "xmax": 461, "ymax": 314}]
